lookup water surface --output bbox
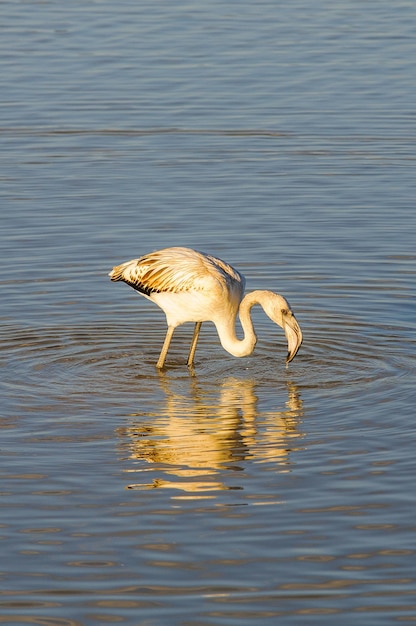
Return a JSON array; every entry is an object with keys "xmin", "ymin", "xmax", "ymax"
[{"xmin": 1, "ymin": 1, "xmax": 415, "ymax": 624}]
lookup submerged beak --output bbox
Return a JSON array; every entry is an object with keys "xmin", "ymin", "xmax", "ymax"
[{"xmin": 283, "ymin": 312, "xmax": 303, "ymax": 364}]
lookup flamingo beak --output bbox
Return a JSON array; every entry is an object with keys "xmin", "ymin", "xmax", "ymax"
[{"xmin": 283, "ymin": 312, "xmax": 303, "ymax": 364}]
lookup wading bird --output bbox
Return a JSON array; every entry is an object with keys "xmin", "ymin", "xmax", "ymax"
[{"xmin": 109, "ymin": 247, "xmax": 302, "ymax": 369}]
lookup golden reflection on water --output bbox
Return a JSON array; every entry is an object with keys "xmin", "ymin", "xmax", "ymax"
[{"xmin": 118, "ymin": 376, "xmax": 304, "ymax": 496}]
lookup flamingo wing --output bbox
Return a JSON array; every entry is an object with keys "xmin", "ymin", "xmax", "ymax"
[{"xmin": 109, "ymin": 247, "xmax": 245, "ymax": 297}]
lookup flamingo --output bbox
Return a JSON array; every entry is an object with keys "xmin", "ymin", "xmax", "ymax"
[{"xmin": 108, "ymin": 247, "xmax": 302, "ymax": 369}]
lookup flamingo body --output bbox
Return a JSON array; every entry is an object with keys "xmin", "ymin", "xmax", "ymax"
[{"xmin": 109, "ymin": 247, "xmax": 302, "ymax": 368}]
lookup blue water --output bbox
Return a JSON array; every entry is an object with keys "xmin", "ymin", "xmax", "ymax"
[{"xmin": 1, "ymin": 1, "xmax": 415, "ymax": 624}]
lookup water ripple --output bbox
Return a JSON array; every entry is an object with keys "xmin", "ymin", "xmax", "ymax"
[{"xmin": 2, "ymin": 299, "xmax": 413, "ymax": 413}]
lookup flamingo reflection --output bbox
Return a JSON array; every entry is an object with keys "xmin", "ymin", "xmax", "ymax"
[{"xmin": 118, "ymin": 376, "xmax": 304, "ymax": 496}]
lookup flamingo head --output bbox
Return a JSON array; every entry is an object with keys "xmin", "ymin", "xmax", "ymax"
[{"xmin": 259, "ymin": 291, "xmax": 303, "ymax": 363}]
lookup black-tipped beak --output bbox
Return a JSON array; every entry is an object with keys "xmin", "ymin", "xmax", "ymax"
[{"xmin": 284, "ymin": 313, "xmax": 303, "ymax": 364}]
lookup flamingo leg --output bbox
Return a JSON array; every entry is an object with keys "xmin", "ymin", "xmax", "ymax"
[
  {"xmin": 187, "ymin": 322, "xmax": 202, "ymax": 367},
  {"xmin": 156, "ymin": 325, "xmax": 175, "ymax": 369}
]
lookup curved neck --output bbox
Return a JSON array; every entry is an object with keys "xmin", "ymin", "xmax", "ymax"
[{"xmin": 214, "ymin": 291, "xmax": 265, "ymax": 358}]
